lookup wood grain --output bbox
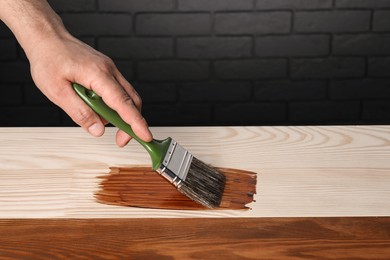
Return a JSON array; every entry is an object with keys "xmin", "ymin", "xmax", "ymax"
[
  {"xmin": 96, "ymin": 166, "xmax": 256, "ymax": 210},
  {"xmin": 0, "ymin": 126, "xmax": 389, "ymax": 218},
  {"xmin": 0, "ymin": 218, "xmax": 389, "ymax": 259}
]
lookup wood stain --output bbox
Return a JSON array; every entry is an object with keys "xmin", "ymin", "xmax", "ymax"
[{"xmin": 96, "ymin": 166, "xmax": 257, "ymax": 210}]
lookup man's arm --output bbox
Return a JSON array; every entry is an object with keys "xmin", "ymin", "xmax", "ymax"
[{"xmin": 0, "ymin": 0, "xmax": 152, "ymax": 146}]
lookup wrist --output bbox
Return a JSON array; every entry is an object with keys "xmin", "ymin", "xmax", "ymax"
[{"xmin": 21, "ymin": 13, "xmax": 72, "ymax": 60}]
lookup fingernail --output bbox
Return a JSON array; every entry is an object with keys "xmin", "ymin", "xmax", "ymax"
[{"xmin": 88, "ymin": 123, "xmax": 104, "ymax": 137}]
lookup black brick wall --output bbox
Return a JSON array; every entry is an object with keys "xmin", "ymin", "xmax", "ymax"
[{"xmin": 1, "ymin": 0, "xmax": 390, "ymax": 126}]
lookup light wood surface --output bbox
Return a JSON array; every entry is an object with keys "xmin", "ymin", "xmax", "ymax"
[{"xmin": 1, "ymin": 126, "xmax": 390, "ymax": 218}]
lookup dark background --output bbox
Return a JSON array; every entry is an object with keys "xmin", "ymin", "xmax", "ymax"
[{"xmin": 1, "ymin": 0, "xmax": 390, "ymax": 127}]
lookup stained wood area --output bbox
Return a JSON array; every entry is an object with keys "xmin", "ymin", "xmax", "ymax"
[
  {"xmin": 96, "ymin": 167, "xmax": 257, "ymax": 210},
  {"xmin": 0, "ymin": 217, "xmax": 389, "ymax": 259}
]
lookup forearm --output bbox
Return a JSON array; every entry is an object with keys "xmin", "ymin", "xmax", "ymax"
[{"xmin": 0, "ymin": 0, "xmax": 70, "ymax": 59}]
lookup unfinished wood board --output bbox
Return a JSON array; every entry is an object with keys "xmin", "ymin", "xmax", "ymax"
[{"xmin": 0, "ymin": 126, "xmax": 389, "ymax": 218}]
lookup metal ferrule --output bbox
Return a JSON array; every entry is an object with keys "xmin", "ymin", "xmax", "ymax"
[{"xmin": 156, "ymin": 139, "xmax": 193, "ymax": 188}]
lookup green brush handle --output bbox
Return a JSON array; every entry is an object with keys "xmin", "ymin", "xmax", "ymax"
[{"xmin": 72, "ymin": 83, "xmax": 171, "ymax": 170}]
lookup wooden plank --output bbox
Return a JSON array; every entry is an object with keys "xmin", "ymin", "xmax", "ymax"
[
  {"xmin": 0, "ymin": 126, "xmax": 390, "ymax": 218},
  {"xmin": 0, "ymin": 218, "xmax": 389, "ymax": 259}
]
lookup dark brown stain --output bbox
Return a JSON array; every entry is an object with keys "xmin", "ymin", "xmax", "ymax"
[
  {"xmin": 2, "ymin": 218, "xmax": 390, "ymax": 259},
  {"xmin": 96, "ymin": 166, "xmax": 257, "ymax": 210}
]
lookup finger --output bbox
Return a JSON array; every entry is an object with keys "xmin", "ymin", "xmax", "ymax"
[
  {"xmin": 55, "ymin": 83, "xmax": 105, "ymax": 137},
  {"xmin": 101, "ymin": 117, "xmax": 109, "ymax": 125},
  {"xmin": 115, "ymin": 72, "xmax": 143, "ymax": 112},
  {"xmin": 116, "ymin": 129, "xmax": 132, "ymax": 147},
  {"xmin": 86, "ymin": 76, "xmax": 153, "ymax": 143}
]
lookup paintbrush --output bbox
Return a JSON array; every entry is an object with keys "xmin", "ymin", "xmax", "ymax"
[{"xmin": 72, "ymin": 83, "xmax": 226, "ymax": 208}]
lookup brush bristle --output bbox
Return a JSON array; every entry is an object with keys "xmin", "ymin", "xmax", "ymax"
[{"xmin": 178, "ymin": 157, "xmax": 226, "ymax": 208}]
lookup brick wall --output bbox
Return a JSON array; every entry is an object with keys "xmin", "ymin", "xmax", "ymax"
[{"xmin": 1, "ymin": 0, "xmax": 390, "ymax": 126}]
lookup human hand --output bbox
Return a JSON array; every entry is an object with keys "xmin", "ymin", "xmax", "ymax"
[
  {"xmin": 0, "ymin": 0, "xmax": 152, "ymax": 146},
  {"xmin": 27, "ymin": 33, "xmax": 153, "ymax": 147}
]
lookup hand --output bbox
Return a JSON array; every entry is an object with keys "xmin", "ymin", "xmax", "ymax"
[
  {"xmin": 0, "ymin": 0, "xmax": 152, "ymax": 146},
  {"xmin": 27, "ymin": 33, "xmax": 153, "ymax": 146}
]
